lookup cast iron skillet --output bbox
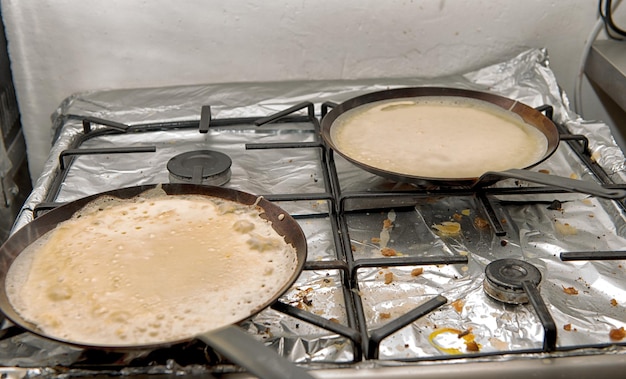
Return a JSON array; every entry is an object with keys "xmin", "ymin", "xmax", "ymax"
[
  {"xmin": 321, "ymin": 87, "xmax": 626, "ymax": 199},
  {"xmin": 0, "ymin": 183, "xmax": 313, "ymax": 379}
]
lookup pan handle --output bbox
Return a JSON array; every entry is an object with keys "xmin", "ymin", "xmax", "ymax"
[
  {"xmin": 478, "ymin": 169, "xmax": 626, "ymax": 199},
  {"xmin": 198, "ymin": 325, "xmax": 316, "ymax": 379}
]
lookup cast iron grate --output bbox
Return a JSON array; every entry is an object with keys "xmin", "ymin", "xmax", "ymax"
[{"xmin": 10, "ymin": 99, "xmax": 626, "ymax": 370}]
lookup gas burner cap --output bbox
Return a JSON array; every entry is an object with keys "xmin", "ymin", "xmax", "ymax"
[
  {"xmin": 167, "ymin": 150, "xmax": 232, "ymax": 186},
  {"xmin": 483, "ymin": 258, "xmax": 542, "ymax": 305}
]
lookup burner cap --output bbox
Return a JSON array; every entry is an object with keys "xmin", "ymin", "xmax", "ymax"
[
  {"xmin": 483, "ymin": 258, "xmax": 542, "ymax": 305},
  {"xmin": 167, "ymin": 150, "xmax": 232, "ymax": 186}
]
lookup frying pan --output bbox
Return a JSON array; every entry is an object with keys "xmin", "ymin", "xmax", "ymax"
[
  {"xmin": 0, "ymin": 183, "xmax": 314, "ymax": 379},
  {"xmin": 321, "ymin": 87, "xmax": 626, "ymax": 199}
]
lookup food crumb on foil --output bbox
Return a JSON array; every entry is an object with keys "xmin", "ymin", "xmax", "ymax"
[
  {"xmin": 411, "ymin": 268, "xmax": 424, "ymax": 277},
  {"xmin": 473, "ymin": 216, "xmax": 489, "ymax": 229},
  {"xmin": 432, "ymin": 221, "xmax": 461, "ymax": 236},
  {"xmin": 381, "ymin": 247, "xmax": 399, "ymax": 257},
  {"xmin": 563, "ymin": 324, "xmax": 579, "ymax": 332},
  {"xmin": 562, "ymin": 286, "xmax": 579, "ymax": 295},
  {"xmin": 451, "ymin": 299, "xmax": 464, "ymax": 313},
  {"xmin": 609, "ymin": 327, "xmax": 626, "ymax": 341}
]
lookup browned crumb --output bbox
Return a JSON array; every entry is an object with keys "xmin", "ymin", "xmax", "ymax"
[
  {"xmin": 610, "ymin": 327, "xmax": 626, "ymax": 341},
  {"xmin": 381, "ymin": 247, "xmax": 398, "ymax": 257},
  {"xmin": 383, "ymin": 218, "xmax": 393, "ymax": 229},
  {"xmin": 465, "ymin": 340, "xmax": 480, "ymax": 352},
  {"xmin": 453, "ymin": 213, "xmax": 463, "ymax": 221},
  {"xmin": 473, "ymin": 216, "xmax": 489, "ymax": 229},
  {"xmin": 329, "ymin": 318, "xmax": 340, "ymax": 323},
  {"xmin": 611, "ymin": 299, "xmax": 618, "ymax": 307},
  {"xmin": 563, "ymin": 324, "xmax": 572, "ymax": 331},
  {"xmin": 379, "ymin": 312, "xmax": 391, "ymax": 319},
  {"xmin": 562, "ymin": 286, "xmax": 579, "ymax": 295},
  {"xmin": 538, "ymin": 169, "xmax": 550, "ymax": 174},
  {"xmin": 371, "ymin": 237, "xmax": 381, "ymax": 243},
  {"xmin": 384, "ymin": 272, "xmax": 394, "ymax": 284},
  {"xmin": 452, "ymin": 299, "xmax": 464, "ymax": 313},
  {"xmin": 411, "ymin": 267, "xmax": 424, "ymax": 277},
  {"xmin": 350, "ymin": 244, "xmax": 356, "ymax": 252}
]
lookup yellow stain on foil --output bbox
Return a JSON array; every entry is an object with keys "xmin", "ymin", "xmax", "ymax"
[
  {"xmin": 428, "ymin": 327, "xmax": 481, "ymax": 354},
  {"xmin": 432, "ymin": 221, "xmax": 461, "ymax": 236}
]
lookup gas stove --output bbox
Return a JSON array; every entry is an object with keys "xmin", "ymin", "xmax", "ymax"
[{"xmin": 5, "ymin": 48, "xmax": 626, "ymax": 378}]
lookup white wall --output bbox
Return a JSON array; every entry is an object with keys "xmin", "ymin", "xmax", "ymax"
[{"xmin": 0, "ymin": 0, "xmax": 620, "ymax": 181}]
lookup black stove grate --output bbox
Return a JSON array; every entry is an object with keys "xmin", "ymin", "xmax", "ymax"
[{"xmin": 11, "ymin": 100, "xmax": 626, "ymax": 371}]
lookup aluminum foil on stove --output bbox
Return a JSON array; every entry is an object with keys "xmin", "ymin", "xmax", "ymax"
[{"xmin": 5, "ymin": 47, "xmax": 626, "ymax": 376}]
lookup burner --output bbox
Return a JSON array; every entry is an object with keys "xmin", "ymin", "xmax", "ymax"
[
  {"xmin": 483, "ymin": 258, "xmax": 542, "ymax": 305},
  {"xmin": 167, "ymin": 150, "xmax": 232, "ymax": 186}
]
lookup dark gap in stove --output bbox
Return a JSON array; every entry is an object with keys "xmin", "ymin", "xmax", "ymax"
[
  {"xmin": 0, "ymin": 324, "xmax": 27, "ymax": 340},
  {"xmin": 64, "ymin": 341, "xmax": 223, "ymax": 370}
]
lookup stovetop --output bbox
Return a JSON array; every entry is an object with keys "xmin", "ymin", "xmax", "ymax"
[{"xmin": 5, "ymin": 48, "xmax": 626, "ymax": 378}]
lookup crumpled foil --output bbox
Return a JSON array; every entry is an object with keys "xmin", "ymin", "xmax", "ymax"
[{"xmin": 5, "ymin": 48, "xmax": 626, "ymax": 377}]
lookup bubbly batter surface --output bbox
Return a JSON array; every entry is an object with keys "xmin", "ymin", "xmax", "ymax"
[
  {"xmin": 331, "ymin": 97, "xmax": 548, "ymax": 179},
  {"xmin": 6, "ymin": 193, "xmax": 297, "ymax": 346}
]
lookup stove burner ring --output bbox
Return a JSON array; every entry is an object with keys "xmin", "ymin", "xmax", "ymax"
[
  {"xmin": 483, "ymin": 258, "xmax": 542, "ymax": 305},
  {"xmin": 167, "ymin": 150, "xmax": 232, "ymax": 186}
]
